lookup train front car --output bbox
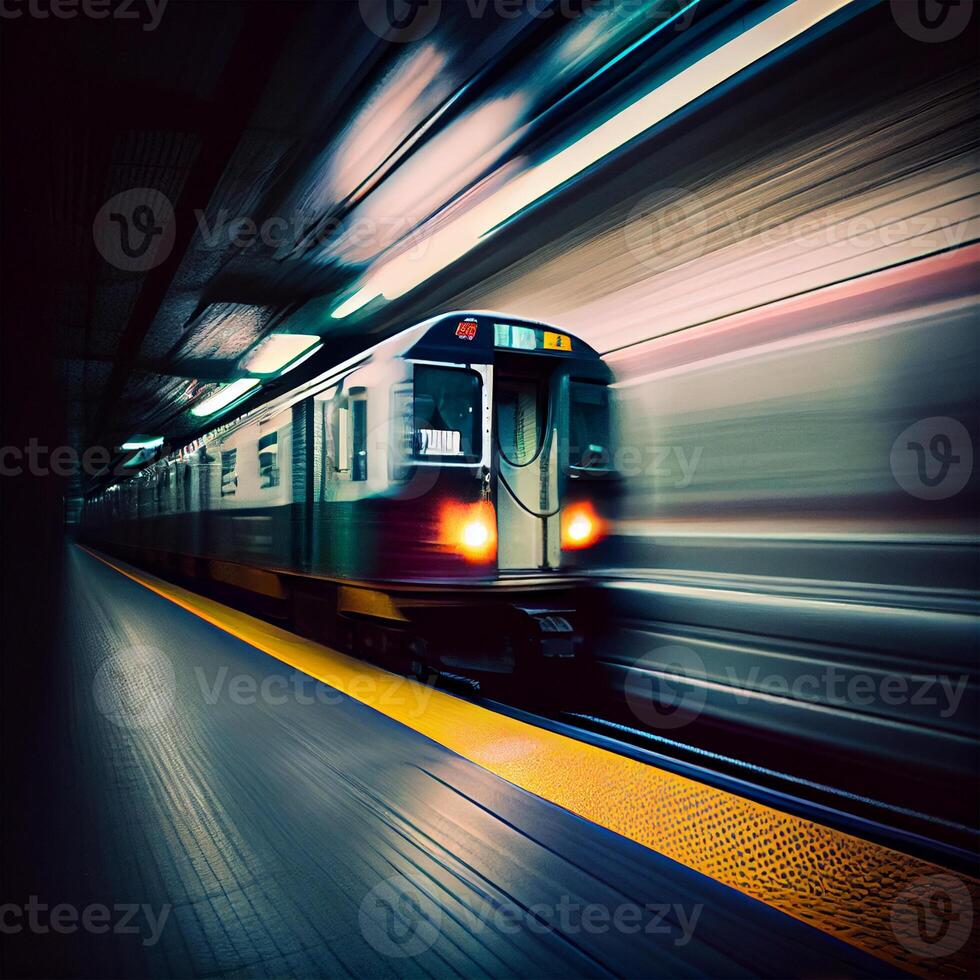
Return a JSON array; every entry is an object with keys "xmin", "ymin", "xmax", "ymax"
[
  {"xmin": 335, "ymin": 312, "xmax": 616, "ymax": 690},
  {"xmin": 79, "ymin": 311, "xmax": 616, "ymax": 694}
]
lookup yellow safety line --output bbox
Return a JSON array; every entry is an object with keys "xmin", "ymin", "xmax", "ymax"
[{"xmin": 79, "ymin": 544, "xmax": 978, "ymax": 977}]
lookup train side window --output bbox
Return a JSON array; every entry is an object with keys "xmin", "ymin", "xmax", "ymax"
[
  {"xmin": 258, "ymin": 432, "xmax": 279, "ymax": 488},
  {"xmin": 569, "ymin": 382, "xmax": 611, "ymax": 471},
  {"xmin": 326, "ymin": 389, "xmax": 367, "ymax": 481},
  {"xmin": 220, "ymin": 449, "xmax": 238, "ymax": 495},
  {"xmin": 390, "ymin": 382, "xmax": 414, "ymax": 482},
  {"xmin": 155, "ymin": 469, "xmax": 166, "ymax": 510},
  {"xmin": 335, "ymin": 403, "xmax": 351, "ymax": 474},
  {"xmin": 158, "ymin": 466, "xmax": 171, "ymax": 512},
  {"xmin": 413, "ymin": 365, "xmax": 481, "ymax": 463},
  {"xmin": 351, "ymin": 398, "xmax": 367, "ymax": 481}
]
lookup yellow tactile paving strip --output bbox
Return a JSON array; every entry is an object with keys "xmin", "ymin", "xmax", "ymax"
[{"xmin": 80, "ymin": 545, "xmax": 978, "ymax": 977}]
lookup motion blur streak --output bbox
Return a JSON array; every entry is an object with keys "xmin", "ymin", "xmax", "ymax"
[
  {"xmin": 338, "ymin": 0, "xmax": 857, "ymax": 312},
  {"xmin": 457, "ymin": 66, "xmax": 977, "ymax": 351},
  {"xmin": 610, "ymin": 247, "xmax": 980, "ymax": 388},
  {"xmin": 78, "ymin": 547, "xmax": 980, "ymax": 980},
  {"xmin": 439, "ymin": 12, "xmax": 979, "ymax": 841}
]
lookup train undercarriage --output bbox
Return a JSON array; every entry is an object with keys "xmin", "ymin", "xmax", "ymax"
[{"xmin": 85, "ymin": 539, "xmax": 601, "ymax": 701}]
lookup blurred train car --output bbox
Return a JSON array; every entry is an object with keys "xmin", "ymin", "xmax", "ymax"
[
  {"xmin": 594, "ymin": 249, "xmax": 980, "ymax": 850},
  {"xmin": 440, "ymin": 16, "xmax": 980, "ymax": 851},
  {"xmin": 80, "ymin": 312, "xmax": 615, "ymax": 688}
]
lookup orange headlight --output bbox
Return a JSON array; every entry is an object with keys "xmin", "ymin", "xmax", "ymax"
[
  {"xmin": 561, "ymin": 501, "xmax": 605, "ymax": 550},
  {"xmin": 440, "ymin": 500, "xmax": 497, "ymax": 563}
]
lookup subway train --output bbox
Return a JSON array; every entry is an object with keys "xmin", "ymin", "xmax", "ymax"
[{"xmin": 80, "ymin": 312, "xmax": 616, "ymax": 687}]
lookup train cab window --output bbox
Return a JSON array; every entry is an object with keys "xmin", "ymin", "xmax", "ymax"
[
  {"xmin": 497, "ymin": 376, "xmax": 546, "ymax": 465},
  {"xmin": 413, "ymin": 365, "xmax": 482, "ymax": 463},
  {"xmin": 220, "ymin": 449, "xmax": 238, "ymax": 495},
  {"xmin": 569, "ymin": 382, "xmax": 611, "ymax": 471},
  {"xmin": 259, "ymin": 432, "xmax": 279, "ymax": 488}
]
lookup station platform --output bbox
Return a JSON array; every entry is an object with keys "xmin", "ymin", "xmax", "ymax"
[{"xmin": 4, "ymin": 543, "xmax": 976, "ymax": 978}]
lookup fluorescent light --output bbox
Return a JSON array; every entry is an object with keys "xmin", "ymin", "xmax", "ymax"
[
  {"xmin": 120, "ymin": 436, "xmax": 164, "ymax": 450},
  {"xmin": 351, "ymin": 0, "xmax": 853, "ymax": 304},
  {"xmin": 243, "ymin": 334, "xmax": 320, "ymax": 374},
  {"xmin": 278, "ymin": 342, "xmax": 323, "ymax": 375},
  {"xmin": 190, "ymin": 378, "xmax": 261, "ymax": 418},
  {"xmin": 331, "ymin": 286, "xmax": 379, "ymax": 319}
]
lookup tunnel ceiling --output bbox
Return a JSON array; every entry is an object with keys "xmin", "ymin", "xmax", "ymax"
[
  {"xmin": 5, "ymin": 0, "xmax": 759, "ymax": 489},
  {"xmin": 4, "ymin": 0, "xmax": 972, "ymax": 495}
]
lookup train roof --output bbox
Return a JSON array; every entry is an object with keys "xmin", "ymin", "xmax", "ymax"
[
  {"xmin": 405, "ymin": 311, "xmax": 602, "ymax": 364},
  {"xmin": 90, "ymin": 311, "xmax": 607, "ymax": 495},
  {"xmin": 264, "ymin": 311, "xmax": 605, "ymax": 415}
]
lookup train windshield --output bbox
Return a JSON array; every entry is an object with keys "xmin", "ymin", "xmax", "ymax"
[
  {"xmin": 569, "ymin": 381, "xmax": 611, "ymax": 470},
  {"xmin": 413, "ymin": 365, "xmax": 482, "ymax": 462}
]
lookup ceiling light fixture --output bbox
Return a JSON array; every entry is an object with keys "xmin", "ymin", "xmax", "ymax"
[
  {"xmin": 120, "ymin": 436, "xmax": 164, "ymax": 451},
  {"xmin": 244, "ymin": 334, "xmax": 321, "ymax": 374},
  {"xmin": 190, "ymin": 378, "xmax": 261, "ymax": 418}
]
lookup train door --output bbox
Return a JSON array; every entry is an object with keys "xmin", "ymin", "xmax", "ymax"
[{"xmin": 494, "ymin": 353, "xmax": 561, "ymax": 571}]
